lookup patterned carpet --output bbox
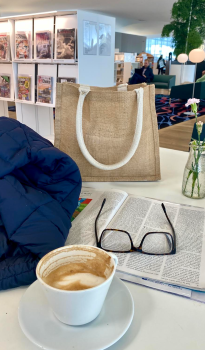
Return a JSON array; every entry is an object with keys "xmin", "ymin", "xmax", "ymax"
[{"xmin": 156, "ymin": 95, "xmax": 205, "ymax": 130}]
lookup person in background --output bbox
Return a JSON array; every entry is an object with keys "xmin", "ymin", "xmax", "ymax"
[
  {"xmin": 196, "ymin": 70, "xmax": 205, "ymax": 83},
  {"xmin": 157, "ymin": 55, "xmax": 166, "ymax": 75},
  {"xmin": 129, "ymin": 59, "xmax": 154, "ymax": 85}
]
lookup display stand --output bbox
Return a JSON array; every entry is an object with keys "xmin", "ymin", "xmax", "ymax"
[
  {"xmin": 0, "ymin": 20, "xmax": 12, "ymax": 62},
  {"xmin": 34, "ymin": 17, "xmax": 54, "ymax": 63},
  {"xmin": 58, "ymin": 64, "xmax": 78, "ymax": 82},
  {"xmin": 0, "ymin": 20, "xmax": 14, "ymax": 116},
  {"xmin": 0, "ymin": 63, "xmax": 14, "ymax": 101},
  {"xmin": 54, "ymin": 14, "xmax": 77, "ymax": 63},
  {"xmin": 15, "ymin": 63, "xmax": 35, "ymax": 103},
  {"xmin": 0, "ymin": 10, "xmax": 115, "ymax": 141},
  {"xmin": 37, "ymin": 64, "xmax": 57, "ymax": 107},
  {"xmin": 14, "ymin": 19, "xmax": 33, "ymax": 61},
  {"xmin": 15, "ymin": 103, "xmax": 54, "ymax": 139}
]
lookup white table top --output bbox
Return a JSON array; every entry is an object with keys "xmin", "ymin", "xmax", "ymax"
[{"xmin": 1, "ymin": 148, "xmax": 205, "ymax": 350}]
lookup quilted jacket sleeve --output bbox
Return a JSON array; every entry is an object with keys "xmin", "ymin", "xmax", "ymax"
[
  {"xmin": 0, "ymin": 220, "xmax": 39, "ymax": 290},
  {"xmin": 0, "ymin": 118, "xmax": 82, "ymax": 290},
  {"xmin": 0, "ymin": 224, "xmax": 9, "ymax": 259},
  {"xmin": 0, "ymin": 172, "xmax": 81, "ymax": 290},
  {"xmin": 0, "ymin": 253, "xmax": 39, "ymax": 290}
]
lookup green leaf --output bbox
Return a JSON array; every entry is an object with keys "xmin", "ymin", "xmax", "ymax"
[{"xmin": 161, "ymin": 0, "xmax": 205, "ymax": 55}]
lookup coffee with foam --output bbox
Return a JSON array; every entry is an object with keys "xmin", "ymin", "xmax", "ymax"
[{"xmin": 41, "ymin": 246, "xmax": 114, "ymax": 291}]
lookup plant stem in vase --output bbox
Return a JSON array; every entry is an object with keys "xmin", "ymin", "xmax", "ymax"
[{"xmin": 182, "ymin": 98, "xmax": 205, "ymax": 199}]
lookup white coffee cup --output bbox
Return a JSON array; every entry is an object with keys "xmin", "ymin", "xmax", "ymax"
[{"xmin": 36, "ymin": 245, "xmax": 118, "ymax": 326}]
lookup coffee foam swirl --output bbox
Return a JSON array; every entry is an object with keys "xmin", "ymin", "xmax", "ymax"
[{"xmin": 53, "ymin": 273, "xmax": 106, "ymax": 290}]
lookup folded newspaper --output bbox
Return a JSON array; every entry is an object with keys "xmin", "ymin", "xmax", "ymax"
[{"xmin": 66, "ymin": 188, "xmax": 205, "ymax": 302}]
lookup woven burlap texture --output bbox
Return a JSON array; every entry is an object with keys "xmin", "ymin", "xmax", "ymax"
[{"xmin": 55, "ymin": 83, "xmax": 161, "ymax": 182}]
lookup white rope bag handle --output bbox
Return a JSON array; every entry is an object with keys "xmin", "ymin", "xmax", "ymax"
[{"xmin": 76, "ymin": 85, "xmax": 144, "ymax": 171}]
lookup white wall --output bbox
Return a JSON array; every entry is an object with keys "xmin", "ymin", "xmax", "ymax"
[
  {"xmin": 170, "ymin": 64, "xmax": 195, "ymax": 85},
  {"xmin": 77, "ymin": 10, "xmax": 115, "ymax": 87}
]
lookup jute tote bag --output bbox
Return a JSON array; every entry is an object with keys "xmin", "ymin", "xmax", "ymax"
[{"xmin": 55, "ymin": 83, "xmax": 160, "ymax": 182}]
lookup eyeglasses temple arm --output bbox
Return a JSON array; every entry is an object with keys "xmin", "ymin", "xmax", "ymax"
[
  {"xmin": 161, "ymin": 203, "xmax": 176, "ymax": 248},
  {"xmin": 95, "ymin": 198, "xmax": 106, "ymax": 247}
]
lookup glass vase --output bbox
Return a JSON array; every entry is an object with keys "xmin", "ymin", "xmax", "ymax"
[{"xmin": 182, "ymin": 143, "xmax": 205, "ymax": 199}]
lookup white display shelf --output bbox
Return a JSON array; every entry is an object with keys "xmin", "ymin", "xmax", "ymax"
[
  {"xmin": 55, "ymin": 14, "xmax": 77, "ymax": 63},
  {"xmin": 0, "ymin": 97, "xmax": 14, "ymax": 102},
  {"xmin": 58, "ymin": 63, "xmax": 79, "ymax": 83},
  {"xmin": 36, "ymin": 102, "xmax": 55, "ymax": 108},
  {"xmin": 14, "ymin": 63, "xmax": 35, "ymax": 103},
  {"xmin": 37, "ymin": 63, "xmax": 57, "ymax": 106},
  {"xmin": 0, "ymin": 21, "xmax": 12, "ymax": 62},
  {"xmin": 0, "ymin": 9, "xmax": 115, "ymax": 139},
  {"xmin": 15, "ymin": 18, "xmax": 33, "ymax": 60},
  {"xmin": 13, "ymin": 59, "xmax": 78, "ymax": 64},
  {"xmin": 15, "ymin": 100, "xmax": 55, "ymax": 107},
  {"xmin": 15, "ymin": 100, "xmax": 34, "ymax": 104},
  {"xmin": 13, "ymin": 59, "xmax": 34, "ymax": 63},
  {"xmin": 0, "ymin": 63, "xmax": 15, "ymax": 100},
  {"xmin": 34, "ymin": 16, "xmax": 54, "ymax": 63},
  {"xmin": 54, "ymin": 59, "xmax": 76, "ymax": 63}
]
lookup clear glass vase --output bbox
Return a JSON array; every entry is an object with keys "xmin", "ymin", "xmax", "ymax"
[{"xmin": 182, "ymin": 143, "xmax": 205, "ymax": 199}]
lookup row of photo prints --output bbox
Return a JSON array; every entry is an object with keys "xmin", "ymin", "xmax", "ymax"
[
  {"xmin": 0, "ymin": 75, "xmax": 76, "ymax": 102},
  {"xmin": 0, "ymin": 28, "xmax": 76, "ymax": 60}
]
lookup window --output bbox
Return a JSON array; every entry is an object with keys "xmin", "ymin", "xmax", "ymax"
[{"xmin": 146, "ymin": 37, "xmax": 175, "ymax": 62}]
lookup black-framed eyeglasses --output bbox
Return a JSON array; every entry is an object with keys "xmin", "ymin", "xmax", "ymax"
[{"xmin": 95, "ymin": 199, "xmax": 176, "ymax": 256}]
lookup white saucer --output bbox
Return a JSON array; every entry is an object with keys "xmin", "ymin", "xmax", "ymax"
[{"xmin": 18, "ymin": 276, "xmax": 134, "ymax": 350}]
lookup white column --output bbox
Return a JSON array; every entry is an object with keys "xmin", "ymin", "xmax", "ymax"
[{"xmin": 0, "ymin": 101, "xmax": 9, "ymax": 117}]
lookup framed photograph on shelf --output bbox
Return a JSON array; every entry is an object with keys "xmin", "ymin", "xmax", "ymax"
[
  {"xmin": 99, "ymin": 23, "xmax": 111, "ymax": 56},
  {"xmin": 83, "ymin": 20, "xmax": 97, "ymax": 55},
  {"xmin": 57, "ymin": 77, "xmax": 76, "ymax": 83},
  {"xmin": 56, "ymin": 28, "xmax": 75, "ymax": 60},
  {"xmin": 0, "ymin": 75, "xmax": 10, "ymax": 98},
  {"xmin": 36, "ymin": 31, "xmax": 52, "ymax": 59},
  {"xmin": 15, "ymin": 32, "xmax": 31, "ymax": 59},
  {"xmin": 18, "ymin": 76, "xmax": 31, "ymax": 101},
  {"xmin": 0, "ymin": 33, "xmax": 10, "ymax": 61},
  {"xmin": 37, "ymin": 75, "xmax": 53, "ymax": 104}
]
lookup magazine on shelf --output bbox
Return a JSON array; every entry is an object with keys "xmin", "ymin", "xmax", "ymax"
[
  {"xmin": 56, "ymin": 28, "xmax": 75, "ymax": 59},
  {"xmin": 0, "ymin": 33, "xmax": 9, "ymax": 60},
  {"xmin": 37, "ymin": 75, "xmax": 53, "ymax": 104},
  {"xmin": 57, "ymin": 77, "xmax": 76, "ymax": 83},
  {"xmin": 0, "ymin": 75, "xmax": 10, "ymax": 98},
  {"xmin": 15, "ymin": 31, "xmax": 30, "ymax": 59},
  {"xmin": 18, "ymin": 76, "xmax": 31, "ymax": 101},
  {"xmin": 36, "ymin": 31, "xmax": 51, "ymax": 59},
  {"xmin": 66, "ymin": 187, "xmax": 205, "ymax": 302}
]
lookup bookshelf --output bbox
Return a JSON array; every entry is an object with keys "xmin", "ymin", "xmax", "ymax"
[
  {"xmin": 0, "ymin": 10, "xmax": 115, "ymax": 142},
  {"xmin": 114, "ymin": 52, "xmax": 136, "ymax": 85},
  {"xmin": 114, "ymin": 62, "xmax": 124, "ymax": 85},
  {"xmin": 114, "ymin": 61, "xmax": 132, "ymax": 85}
]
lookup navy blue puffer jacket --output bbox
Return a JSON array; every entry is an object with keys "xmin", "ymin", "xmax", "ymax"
[{"xmin": 0, "ymin": 117, "xmax": 82, "ymax": 290}]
